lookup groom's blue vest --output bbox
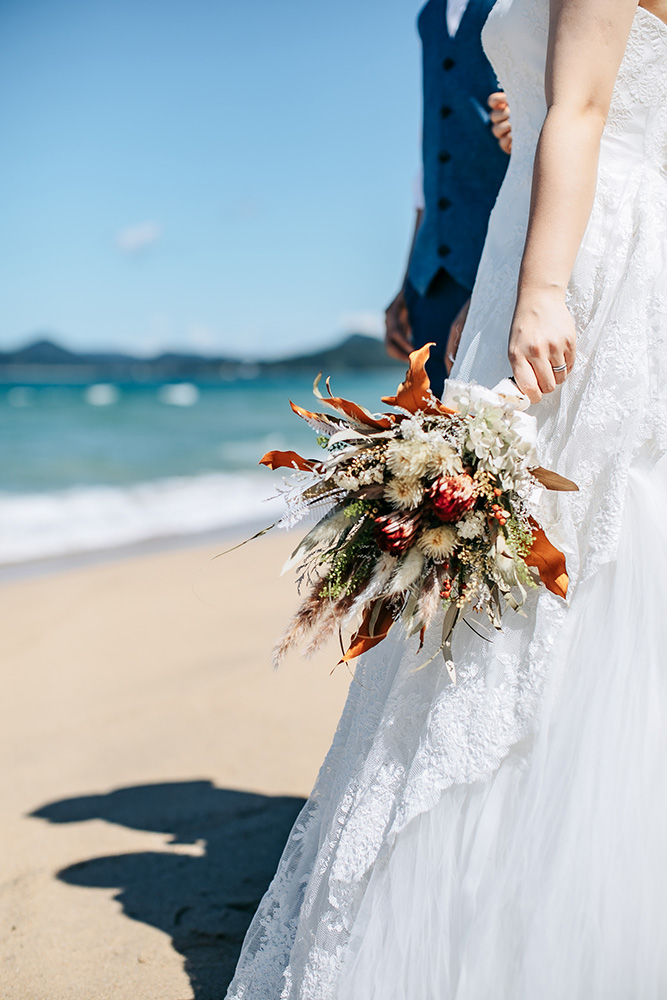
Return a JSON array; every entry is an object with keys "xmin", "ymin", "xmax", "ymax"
[{"xmin": 408, "ymin": 0, "xmax": 508, "ymax": 296}]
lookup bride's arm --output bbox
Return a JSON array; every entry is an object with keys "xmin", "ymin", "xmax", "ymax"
[{"xmin": 509, "ymin": 0, "xmax": 638, "ymax": 403}]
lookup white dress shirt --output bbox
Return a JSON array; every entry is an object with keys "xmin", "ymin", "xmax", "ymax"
[{"xmin": 446, "ymin": 0, "xmax": 471, "ymax": 37}]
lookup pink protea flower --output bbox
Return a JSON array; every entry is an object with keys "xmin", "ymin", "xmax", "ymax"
[
  {"xmin": 429, "ymin": 474, "xmax": 477, "ymax": 523},
  {"xmin": 374, "ymin": 510, "xmax": 422, "ymax": 556}
]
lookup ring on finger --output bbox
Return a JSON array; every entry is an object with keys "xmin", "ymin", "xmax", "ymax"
[{"xmin": 551, "ymin": 364, "xmax": 567, "ymax": 374}]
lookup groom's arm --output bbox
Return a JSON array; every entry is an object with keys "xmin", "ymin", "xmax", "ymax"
[{"xmin": 385, "ymin": 208, "xmax": 423, "ymax": 362}]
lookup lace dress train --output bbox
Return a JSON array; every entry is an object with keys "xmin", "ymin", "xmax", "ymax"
[{"xmin": 225, "ymin": 2, "xmax": 667, "ymax": 997}]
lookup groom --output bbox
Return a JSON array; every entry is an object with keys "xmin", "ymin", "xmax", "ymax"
[{"xmin": 385, "ymin": 0, "xmax": 510, "ymax": 396}]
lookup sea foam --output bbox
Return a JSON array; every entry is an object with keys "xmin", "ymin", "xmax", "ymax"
[{"xmin": 0, "ymin": 472, "xmax": 282, "ymax": 565}]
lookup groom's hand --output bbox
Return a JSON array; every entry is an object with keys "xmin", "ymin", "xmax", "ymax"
[
  {"xmin": 385, "ymin": 290, "xmax": 413, "ymax": 362},
  {"xmin": 489, "ymin": 92, "xmax": 512, "ymax": 155}
]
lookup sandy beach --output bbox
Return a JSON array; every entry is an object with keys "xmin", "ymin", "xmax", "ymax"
[{"xmin": 0, "ymin": 533, "xmax": 351, "ymax": 1000}]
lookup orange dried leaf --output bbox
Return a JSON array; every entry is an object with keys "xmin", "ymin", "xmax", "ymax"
[
  {"xmin": 340, "ymin": 599, "xmax": 395, "ymax": 663},
  {"xmin": 259, "ymin": 450, "xmax": 319, "ymax": 472},
  {"xmin": 314, "ymin": 374, "xmax": 395, "ymax": 430},
  {"xmin": 289, "ymin": 400, "xmax": 345, "ymax": 434},
  {"xmin": 525, "ymin": 519, "xmax": 569, "ymax": 599},
  {"xmin": 381, "ymin": 343, "xmax": 457, "ymax": 416}
]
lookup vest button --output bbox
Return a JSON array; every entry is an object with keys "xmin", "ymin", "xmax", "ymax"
[
  {"xmin": 442, "ymin": 57, "xmax": 456, "ymax": 71},
  {"xmin": 438, "ymin": 197, "xmax": 451, "ymax": 211},
  {"xmin": 440, "ymin": 105, "xmax": 452, "ymax": 119},
  {"xmin": 437, "ymin": 244, "xmax": 451, "ymax": 257},
  {"xmin": 438, "ymin": 150, "xmax": 452, "ymax": 163}
]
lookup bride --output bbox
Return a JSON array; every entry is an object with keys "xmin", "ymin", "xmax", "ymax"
[{"xmin": 227, "ymin": 0, "xmax": 667, "ymax": 996}]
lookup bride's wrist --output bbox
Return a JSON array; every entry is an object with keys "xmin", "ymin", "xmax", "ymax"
[
  {"xmin": 516, "ymin": 277, "xmax": 568, "ymax": 303},
  {"xmin": 514, "ymin": 284, "xmax": 567, "ymax": 317}
]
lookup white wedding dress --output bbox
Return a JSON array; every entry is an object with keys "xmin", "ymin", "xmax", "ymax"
[{"xmin": 226, "ymin": 2, "xmax": 667, "ymax": 997}]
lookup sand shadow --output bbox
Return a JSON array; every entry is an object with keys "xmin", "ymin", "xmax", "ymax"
[{"xmin": 31, "ymin": 781, "xmax": 305, "ymax": 1000}]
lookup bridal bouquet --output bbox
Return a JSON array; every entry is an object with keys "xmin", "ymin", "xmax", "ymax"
[{"xmin": 256, "ymin": 345, "xmax": 576, "ymax": 680}]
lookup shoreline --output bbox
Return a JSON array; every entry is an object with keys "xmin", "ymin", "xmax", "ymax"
[{"xmin": 0, "ymin": 517, "xmax": 277, "ymax": 585}]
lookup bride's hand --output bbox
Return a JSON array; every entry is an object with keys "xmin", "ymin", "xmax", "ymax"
[{"xmin": 508, "ymin": 290, "xmax": 576, "ymax": 403}]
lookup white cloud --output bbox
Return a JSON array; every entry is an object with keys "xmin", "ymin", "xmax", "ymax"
[
  {"xmin": 337, "ymin": 310, "xmax": 384, "ymax": 338},
  {"xmin": 116, "ymin": 221, "xmax": 163, "ymax": 254}
]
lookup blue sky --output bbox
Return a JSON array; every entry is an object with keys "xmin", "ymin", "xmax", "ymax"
[{"xmin": 0, "ymin": 0, "xmax": 422, "ymax": 358}]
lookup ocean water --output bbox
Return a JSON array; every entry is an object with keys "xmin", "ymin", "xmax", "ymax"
[{"xmin": 0, "ymin": 371, "xmax": 398, "ymax": 565}]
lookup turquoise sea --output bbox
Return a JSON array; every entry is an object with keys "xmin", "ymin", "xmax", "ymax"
[{"xmin": 1, "ymin": 371, "xmax": 397, "ymax": 564}]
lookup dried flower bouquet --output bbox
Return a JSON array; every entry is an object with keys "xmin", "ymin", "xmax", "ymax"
[{"xmin": 257, "ymin": 345, "xmax": 576, "ymax": 681}]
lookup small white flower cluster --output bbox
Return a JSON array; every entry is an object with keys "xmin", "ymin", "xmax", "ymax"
[
  {"xmin": 335, "ymin": 464, "xmax": 384, "ymax": 492},
  {"xmin": 467, "ymin": 577, "xmax": 493, "ymax": 614},
  {"xmin": 397, "ymin": 413, "xmax": 429, "ymax": 442},
  {"xmin": 457, "ymin": 510, "xmax": 486, "ymax": 540}
]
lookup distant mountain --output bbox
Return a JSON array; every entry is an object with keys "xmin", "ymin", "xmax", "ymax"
[
  {"xmin": 0, "ymin": 333, "xmax": 402, "ymax": 383},
  {"xmin": 0, "ymin": 339, "xmax": 81, "ymax": 365},
  {"xmin": 264, "ymin": 334, "xmax": 401, "ymax": 372}
]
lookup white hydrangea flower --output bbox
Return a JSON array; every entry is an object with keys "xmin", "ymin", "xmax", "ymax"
[
  {"xmin": 418, "ymin": 525, "xmax": 458, "ymax": 561},
  {"xmin": 442, "ymin": 379, "xmax": 537, "ymax": 480},
  {"xmin": 384, "ymin": 477, "xmax": 424, "ymax": 510},
  {"xmin": 465, "ymin": 408, "xmax": 534, "ymax": 484},
  {"xmin": 443, "ymin": 377, "xmax": 531, "ymax": 418}
]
